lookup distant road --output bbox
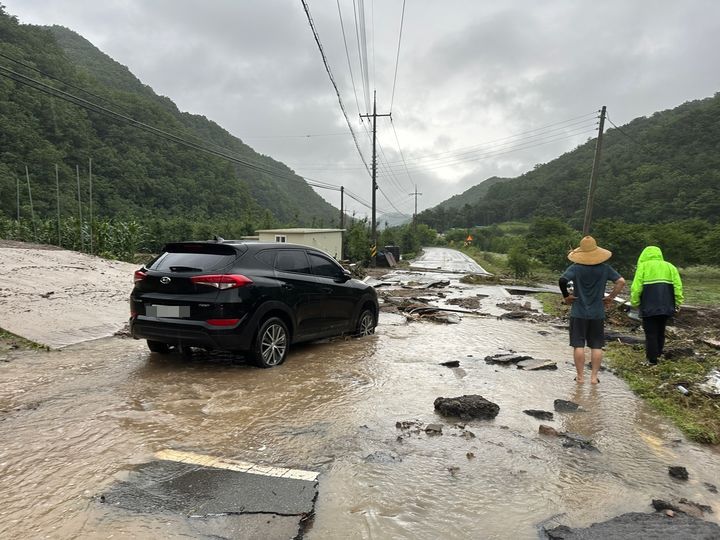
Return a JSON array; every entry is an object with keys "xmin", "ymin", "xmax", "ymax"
[{"xmin": 409, "ymin": 247, "xmax": 491, "ymax": 274}]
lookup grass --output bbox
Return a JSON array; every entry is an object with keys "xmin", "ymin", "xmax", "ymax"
[
  {"xmin": 604, "ymin": 343, "xmax": 720, "ymax": 444},
  {"xmin": 677, "ymin": 266, "xmax": 720, "ymax": 307},
  {"xmin": 0, "ymin": 327, "xmax": 48, "ymax": 351},
  {"xmin": 535, "ymin": 290, "xmax": 720, "ymax": 444}
]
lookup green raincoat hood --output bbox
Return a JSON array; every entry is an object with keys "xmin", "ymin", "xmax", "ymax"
[{"xmin": 637, "ymin": 246, "xmax": 664, "ymax": 264}]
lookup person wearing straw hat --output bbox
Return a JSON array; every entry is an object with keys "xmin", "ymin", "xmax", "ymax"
[{"xmin": 559, "ymin": 236, "xmax": 626, "ymax": 384}]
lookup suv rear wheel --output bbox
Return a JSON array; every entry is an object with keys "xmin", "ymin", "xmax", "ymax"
[
  {"xmin": 252, "ymin": 317, "xmax": 289, "ymax": 368},
  {"xmin": 147, "ymin": 340, "xmax": 170, "ymax": 353}
]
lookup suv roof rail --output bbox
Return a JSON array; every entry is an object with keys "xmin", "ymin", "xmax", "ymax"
[{"xmin": 212, "ymin": 235, "xmax": 225, "ymax": 243}]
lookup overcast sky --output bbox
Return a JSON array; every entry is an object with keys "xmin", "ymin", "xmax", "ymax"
[{"xmin": 5, "ymin": 1, "xmax": 720, "ymax": 221}]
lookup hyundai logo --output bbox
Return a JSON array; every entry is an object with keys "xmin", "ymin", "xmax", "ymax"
[{"xmin": 160, "ymin": 276, "xmax": 171, "ymax": 285}]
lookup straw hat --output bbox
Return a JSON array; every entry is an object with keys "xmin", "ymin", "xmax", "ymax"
[{"xmin": 568, "ymin": 236, "xmax": 612, "ymax": 265}]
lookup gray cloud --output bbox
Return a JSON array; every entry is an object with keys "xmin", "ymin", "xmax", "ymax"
[{"xmin": 5, "ymin": 0, "xmax": 720, "ymax": 220}]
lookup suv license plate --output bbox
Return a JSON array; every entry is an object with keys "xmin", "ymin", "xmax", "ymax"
[{"xmin": 147, "ymin": 305, "xmax": 190, "ymax": 318}]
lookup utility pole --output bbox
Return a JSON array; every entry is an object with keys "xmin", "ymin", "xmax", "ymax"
[
  {"xmin": 339, "ymin": 186, "xmax": 344, "ymax": 229},
  {"xmin": 409, "ymin": 184, "xmax": 422, "ymax": 226},
  {"xmin": 582, "ymin": 105, "xmax": 606, "ymax": 236},
  {"xmin": 360, "ymin": 91, "xmax": 391, "ymax": 265},
  {"xmin": 88, "ymin": 157, "xmax": 93, "ymax": 254},
  {"xmin": 25, "ymin": 166, "xmax": 36, "ymax": 241},
  {"xmin": 55, "ymin": 164, "xmax": 61, "ymax": 246}
]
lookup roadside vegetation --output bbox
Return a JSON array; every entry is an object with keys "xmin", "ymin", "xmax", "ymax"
[
  {"xmin": 0, "ymin": 327, "xmax": 48, "ymax": 351},
  {"xmin": 605, "ymin": 343, "xmax": 720, "ymax": 444},
  {"xmin": 535, "ymin": 290, "xmax": 720, "ymax": 445}
]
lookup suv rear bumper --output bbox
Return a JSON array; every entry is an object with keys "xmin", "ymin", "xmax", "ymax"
[{"xmin": 130, "ymin": 315, "xmax": 254, "ymax": 351}]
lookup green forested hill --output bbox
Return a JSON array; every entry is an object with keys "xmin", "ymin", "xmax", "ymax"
[
  {"xmin": 0, "ymin": 8, "xmax": 338, "ymax": 229},
  {"xmin": 420, "ymin": 94, "xmax": 720, "ymax": 232},
  {"xmin": 433, "ymin": 176, "xmax": 510, "ymax": 212}
]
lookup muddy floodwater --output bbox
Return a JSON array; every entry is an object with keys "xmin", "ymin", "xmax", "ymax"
[{"xmin": 1, "ymin": 275, "xmax": 719, "ymax": 539}]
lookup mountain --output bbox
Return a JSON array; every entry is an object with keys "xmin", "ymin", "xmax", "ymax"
[
  {"xmin": 432, "ymin": 176, "xmax": 510, "ymax": 211},
  {"xmin": 419, "ymin": 94, "xmax": 720, "ymax": 231},
  {"xmin": 0, "ymin": 8, "xmax": 339, "ymax": 228}
]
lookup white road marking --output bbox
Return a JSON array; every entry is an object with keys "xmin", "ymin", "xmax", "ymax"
[{"xmin": 154, "ymin": 449, "xmax": 319, "ymax": 481}]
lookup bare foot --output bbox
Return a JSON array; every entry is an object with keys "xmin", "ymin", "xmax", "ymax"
[
  {"xmin": 574, "ymin": 376, "xmax": 585, "ymax": 384},
  {"xmin": 590, "ymin": 377, "xmax": 600, "ymax": 384}
]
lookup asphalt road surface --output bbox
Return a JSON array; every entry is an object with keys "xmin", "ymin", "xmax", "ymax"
[{"xmin": 410, "ymin": 246, "xmax": 491, "ymax": 274}]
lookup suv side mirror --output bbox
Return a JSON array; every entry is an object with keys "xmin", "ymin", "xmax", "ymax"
[{"xmin": 336, "ymin": 269, "xmax": 352, "ymax": 282}]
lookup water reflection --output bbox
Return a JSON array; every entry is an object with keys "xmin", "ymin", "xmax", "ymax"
[{"xmin": 0, "ymin": 280, "xmax": 718, "ymax": 539}]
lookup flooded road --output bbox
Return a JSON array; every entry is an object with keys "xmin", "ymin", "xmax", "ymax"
[{"xmin": 1, "ymin": 271, "xmax": 719, "ymax": 538}]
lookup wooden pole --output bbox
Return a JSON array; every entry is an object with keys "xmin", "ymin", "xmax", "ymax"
[
  {"xmin": 88, "ymin": 157, "xmax": 93, "ymax": 254},
  {"xmin": 25, "ymin": 166, "xmax": 37, "ymax": 241},
  {"xmin": 55, "ymin": 164, "xmax": 61, "ymax": 246},
  {"xmin": 76, "ymin": 164, "xmax": 83, "ymax": 251},
  {"xmin": 582, "ymin": 106, "xmax": 606, "ymax": 236}
]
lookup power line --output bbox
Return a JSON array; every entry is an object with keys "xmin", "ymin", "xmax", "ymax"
[
  {"xmin": 290, "ymin": 122, "xmax": 597, "ymax": 173},
  {"xmin": 336, "ymin": 0, "xmax": 363, "ymax": 118},
  {"xmin": 300, "ymin": 0, "xmax": 370, "ymax": 175},
  {"xmin": 390, "ymin": 117, "xmax": 414, "ymax": 189},
  {"xmin": 389, "ymin": 0, "xmax": 406, "ymax": 113},
  {"xmin": 284, "ymin": 112, "xmax": 597, "ymax": 169},
  {"xmin": 0, "ymin": 63, "xmax": 356, "ymax": 202}
]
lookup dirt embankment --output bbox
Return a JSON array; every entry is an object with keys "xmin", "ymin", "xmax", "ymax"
[{"xmin": 0, "ymin": 241, "xmax": 138, "ymax": 349}]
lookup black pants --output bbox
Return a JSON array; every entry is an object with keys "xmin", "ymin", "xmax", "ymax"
[{"xmin": 642, "ymin": 315, "xmax": 669, "ymax": 363}]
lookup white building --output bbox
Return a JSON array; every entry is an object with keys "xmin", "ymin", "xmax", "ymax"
[{"xmin": 255, "ymin": 228, "xmax": 344, "ymax": 259}]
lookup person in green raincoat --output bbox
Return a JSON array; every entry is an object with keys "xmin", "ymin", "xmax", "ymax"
[{"xmin": 630, "ymin": 246, "xmax": 683, "ymax": 366}]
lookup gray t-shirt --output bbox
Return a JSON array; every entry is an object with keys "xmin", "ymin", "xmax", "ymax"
[{"xmin": 561, "ymin": 263, "xmax": 621, "ymax": 319}]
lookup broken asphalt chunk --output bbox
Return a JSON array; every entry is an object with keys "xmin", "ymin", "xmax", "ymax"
[
  {"xmin": 523, "ymin": 409, "xmax": 554, "ymax": 421},
  {"xmin": 516, "ymin": 359, "xmax": 557, "ymax": 370},
  {"xmin": 553, "ymin": 399, "xmax": 581, "ymax": 412},
  {"xmin": 484, "ymin": 353, "xmax": 532, "ymax": 365}
]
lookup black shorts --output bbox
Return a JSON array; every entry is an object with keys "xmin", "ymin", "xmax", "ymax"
[{"xmin": 569, "ymin": 317, "xmax": 605, "ymax": 349}]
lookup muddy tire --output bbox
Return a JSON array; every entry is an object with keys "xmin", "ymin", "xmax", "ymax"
[
  {"xmin": 252, "ymin": 317, "xmax": 289, "ymax": 368},
  {"xmin": 355, "ymin": 308, "xmax": 376, "ymax": 337},
  {"xmin": 147, "ymin": 340, "xmax": 170, "ymax": 354}
]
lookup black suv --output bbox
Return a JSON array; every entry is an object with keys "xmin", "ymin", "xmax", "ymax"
[{"xmin": 130, "ymin": 241, "xmax": 378, "ymax": 367}]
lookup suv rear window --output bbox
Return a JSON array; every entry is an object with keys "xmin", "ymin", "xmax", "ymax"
[{"xmin": 149, "ymin": 243, "xmax": 239, "ymax": 272}]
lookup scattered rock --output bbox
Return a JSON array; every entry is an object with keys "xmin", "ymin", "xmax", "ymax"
[
  {"xmin": 668, "ymin": 466, "xmax": 689, "ymax": 480},
  {"xmin": 538, "ymin": 330, "xmax": 550, "ymax": 336},
  {"xmin": 440, "ymin": 360, "xmax": 460, "ymax": 368},
  {"xmin": 652, "ymin": 498, "xmax": 713, "ymax": 518},
  {"xmin": 663, "ymin": 346, "xmax": 696, "ymax": 360},
  {"xmin": 425, "ymin": 280, "xmax": 450, "ymax": 289},
  {"xmin": 424, "ymin": 424, "xmax": 443, "ymax": 435},
  {"xmin": 545, "ymin": 512, "xmax": 720, "ymax": 539},
  {"xmin": 466, "ymin": 452, "xmax": 475, "ymax": 459},
  {"xmin": 539, "ymin": 425, "xmax": 560, "ymax": 437},
  {"xmin": 499, "ymin": 311, "xmax": 532, "ymax": 320},
  {"xmin": 665, "ymin": 509, "xmax": 675, "ymax": 517},
  {"xmin": 516, "ymin": 359, "xmax": 557, "ymax": 370},
  {"xmin": 484, "ymin": 353, "xmax": 532, "ymax": 365},
  {"xmin": 447, "ymin": 466, "xmax": 460, "ymax": 476},
  {"xmin": 562, "ymin": 432, "xmax": 599, "ymax": 452},
  {"xmin": 704, "ymin": 482, "xmax": 718, "ymax": 494},
  {"xmin": 433, "ymin": 395, "xmax": 500, "ymax": 420},
  {"xmin": 553, "ymin": 399, "xmax": 581, "ymax": 412},
  {"xmin": 524, "ymin": 409, "xmax": 554, "ymax": 421},
  {"xmin": 604, "ymin": 331, "xmax": 644, "ymax": 344},
  {"xmin": 697, "ymin": 369, "xmax": 720, "ymax": 397},
  {"xmin": 446, "ymin": 297, "xmax": 482, "ymax": 309},
  {"xmin": 364, "ymin": 451, "xmax": 402, "ymax": 463}
]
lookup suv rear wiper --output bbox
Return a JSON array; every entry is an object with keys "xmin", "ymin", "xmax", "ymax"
[{"xmin": 168, "ymin": 266, "xmax": 203, "ymax": 272}]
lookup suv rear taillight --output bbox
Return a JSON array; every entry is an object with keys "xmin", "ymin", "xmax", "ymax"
[
  {"xmin": 134, "ymin": 270, "xmax": 147, "ymax": 284},
  {"xmin": 191, "ymin": 274, "xmax": 252, "ymax": 290}
]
